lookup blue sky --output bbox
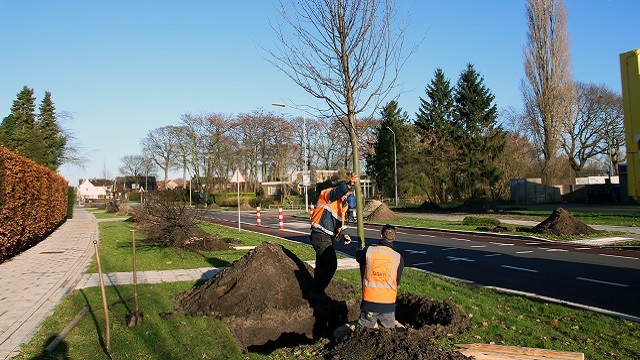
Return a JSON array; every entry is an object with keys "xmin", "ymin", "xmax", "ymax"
[{"xmin": 1, "ymin": 0, "xmax": 638, "ymax": 184}]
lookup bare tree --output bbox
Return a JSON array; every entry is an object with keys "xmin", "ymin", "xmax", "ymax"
[
  {"xmin": 522, "ymin": 0, "xmax": 575, "ymax": 184},
  {"xmin": 141, "ymin": 125, "xmax": 180, "ymax": 186},
  {"xmin": 268, "ymin": 0, "xmax": 413, "ymax": 245},
  {"xmin": 119, "ymin": 154, "xmax": 146, "ymax": 177},
  {"xmin": 562, "ymin": 82, "xmax": 624, "ymax": 176}
]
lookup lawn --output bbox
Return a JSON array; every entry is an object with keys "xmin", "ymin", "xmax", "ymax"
[{"xmin": 12, "ymin": 219, "xmax": 640, "ymax": 359}]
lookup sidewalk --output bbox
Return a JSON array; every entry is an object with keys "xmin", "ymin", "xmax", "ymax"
[{"xmin": 0, "ymin": 207, "xmax": 97, "ymax": 360}]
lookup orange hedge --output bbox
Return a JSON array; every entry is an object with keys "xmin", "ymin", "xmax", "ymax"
[{"xmin": 0, "ymin": 146, "xmax": 68, "ymax": 262}]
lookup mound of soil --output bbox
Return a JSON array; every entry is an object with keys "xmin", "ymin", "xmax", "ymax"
[
  {"xmin": 328, "ymin": 327, "xmax": 471, "ymax": 360},
  {"xmin": 417, "ymin": 201, "xmax": 444, "ymax": 212},
  {"xmin": 171, "ymin": 242, "xmax": 471, "ymax": 358},
  {"xmin": 531, "ymin": 207, "xmax": 596, "ymax": 236},
  {"xmin": 363, "ymin": 200, "xmax": 382, "ymax": 212},
  {"xmin": 365, "ymin": 203, "xmax": 400, "ymax": 222},
  {"xmin": 239, "ymin": 204, "xmax": 254, "ymax": 211},
  {"xmin": 452, "ymin": 197, "xmax": 496, "ymax": 213}
]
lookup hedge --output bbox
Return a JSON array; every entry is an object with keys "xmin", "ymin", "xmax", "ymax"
[{"xmin": 0, "ymin": 146, "xmax": 68, "ymax": 263}]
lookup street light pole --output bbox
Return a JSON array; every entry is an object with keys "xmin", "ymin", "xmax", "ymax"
[
  {"xmin": 386, "ymin": 126, "xmax": 398, "ymax": 207},
  {"xmin": 272, "ymin": 102, "xmax": 310, "ymax": 212}
]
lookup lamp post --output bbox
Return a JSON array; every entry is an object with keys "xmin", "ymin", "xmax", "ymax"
[
  {"xmin": 386, "ymin": 126, "xmax": 398, "ymax": 207},
  {"xmin": 272, "ymin": 102, "xmax": 310, "ymax": 212}
]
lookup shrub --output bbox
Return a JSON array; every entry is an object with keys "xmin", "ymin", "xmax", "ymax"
[
  {"xmin": 462, "ymin": 216, "xmax": 500, "ymax": 226},
  {"xmin": 67, "ymin": 186, "xmax": 75, "ymax": 219}
]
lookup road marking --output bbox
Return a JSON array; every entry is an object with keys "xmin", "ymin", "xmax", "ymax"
[
  {"xmin": 441, "ymin": 247, "xmax": 457, "ymax": 251},
  {"xmin": 484, "ymin": 253, "xmax": 502, "ymax": 257},
  {"xmin": 470, "ymin": 245, "xmax": 486, "ymax": 248},
  {"xmin": 546, "ymin": 249, "xmax": 568, "ymax": 252},
  {"xmin": 576, "ymin": 277, "xmax": 629, "ymax": 288},
  {"xmin": 490, "ymin": 242, "xmax": 514, "ymax": 246},
  {"xmin": 525, "ymin": 242, "xmax": 541, "ymax": 245},
  {"xmin": 451, "ymin": 237, "xmax": 471, "ymax": 242},
  {"xmin": 447, "ymin": 256, "xmax": 474, "ymax": 262},
  {"xmin": 575, "ymin": 247, "xmax": 591, "ymax": 250},
  {"xmin": 419, "ymin": 234, "xmax": 436, "ymax": 238},
  {"xmin": 537, "ymin": 247, "xmax": 550, "ymax": 250},
  {"xmin": 516, "ymin": 251, "xmax": 533, "ymax": 254},
  {"xmin": 599, "ymin": 253, "xmax": 640, "ymax": 260},
  {"xmin": 413, "ymin": 261, "xmax": 433, "ymax": 266},
  {"xmin": 501, "ymin": 265, "xmax": 538, "ymax": 273},
  {"xmin": 406, "ymin": 250, "xmax": 428, "ymax": 254}
]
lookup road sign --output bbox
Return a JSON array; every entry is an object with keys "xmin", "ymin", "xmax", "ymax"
[{"xmin": 230, "ymin": 169, "xmax": 246, "ymax": 184}]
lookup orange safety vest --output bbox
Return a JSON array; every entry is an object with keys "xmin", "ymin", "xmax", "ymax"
[
  {"xmin": 362, "ymin": 245, "xmax": 401, "ymax": 305},
  {"xmin": 310, "ymin": 187, "xmax": 348, "ymax": 238}
]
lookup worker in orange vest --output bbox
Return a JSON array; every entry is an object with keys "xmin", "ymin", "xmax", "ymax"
[
  {"xmin": 356, "ymin": 224, "xmax": 404, "ymax": 328},
  {"xmin": 308, "ymin": 175, "xmax": 356, "ymax": 300}
]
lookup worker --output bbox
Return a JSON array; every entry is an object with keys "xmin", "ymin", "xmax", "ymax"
[
  {"xmin": 346, "ymin": 192, "xmax": 357, "ymax": 223},
  {"xmin": 356, "ymin": 224, "xmax": 404, "ymax": 329},
  {"xmin": 309, "ymin": 175, "xmax": 356, "ymax": 299}
]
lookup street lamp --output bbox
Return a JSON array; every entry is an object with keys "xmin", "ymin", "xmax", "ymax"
[
  {"xmin": 272, "ymin": 102, "xmax": 310, "ymax": 212},
  {"xmin": 386, "ymin": 126, "xmax": 398, "ymax": 207}
]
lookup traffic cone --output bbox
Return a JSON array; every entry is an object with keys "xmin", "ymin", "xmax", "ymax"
[
  {"xmin": 256, "ymin": 206, "xmax": 262, "ymax": 226},
  {"xmin": 278, "ymin": 207, "xmax": 284, "ymax": 230}
]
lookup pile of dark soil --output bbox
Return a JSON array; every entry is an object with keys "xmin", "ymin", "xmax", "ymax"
[
  {"xmin": 452, "ymin": 197, "xmax": 497, "ymax": 213},
  {"xmin": 417, "ymin": 201, "xmax": 444, "ymax": 212},
  {"xmin": 239, "ymin": 204, "xmax": 254, "ymax": 211},
  {"xmin": 363, "ymin": 200, "xmax": 382, "ymax": 212},
  {"xmin": 328, "ymin": 327, "xmax": 471, "ymax": 360},
  {"xmin": 365, "ymin": 203, "xmax": 400, "ymax": 222},
  {"xmin": 171, "ymin": 242, "xmax": 471, "ymax": 358},
  {"xmin": 531, "ymin": 207, "xmax": 596, "ymax": 236}
]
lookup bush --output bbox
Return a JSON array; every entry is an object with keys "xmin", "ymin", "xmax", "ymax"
[
  {"xmin": 462, "ymin": 216, "xmax": 500, "ymax": 226},
  {"xmin": 67, "ymin": 187, "xmax": 75, "ymax": 219}
]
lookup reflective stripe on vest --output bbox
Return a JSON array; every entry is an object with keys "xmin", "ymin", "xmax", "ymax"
[
  {"xmin": 310, "ymin": 188, "xmax": 347, "ymax": 237},
  {"xmin": 362, "ymin": 246, "xmax": 401, "ymax": 304}
]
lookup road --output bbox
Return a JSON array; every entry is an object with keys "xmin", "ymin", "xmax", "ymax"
[{"xmin": 199, "ymin": 209, "xmax": 640, "ymax": 320}]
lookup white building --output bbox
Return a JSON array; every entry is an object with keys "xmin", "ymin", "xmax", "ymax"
[{"xmin": 76, "ymin": 178, "xmax": 114, "ymax": 203}]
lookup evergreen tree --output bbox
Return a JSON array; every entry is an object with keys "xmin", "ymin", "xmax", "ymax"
[
  {"xmin": 367, "ymin": 101, "xmax": 409, "ymax": 200},
  {"xmin": 453, "ymin": 63, "xmax": 506, "ymax": 199},
  {"xmin": 0, "ymin": 115, "xmax": 18, "ymax": 150},
  {"xmin": 414, "ymin": 69, "xmax": 459, "ymax": 203},
  {"xmin": 37, "ymin": 91, "xmax": 66, "ymax": 170},
  {"xmin": 8, "ymin": 86, "xmax": 37, "ymax": 157}
]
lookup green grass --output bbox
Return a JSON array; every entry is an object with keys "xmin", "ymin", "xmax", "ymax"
[
  {"xmin": 500, "ymin": 209, "xmax": 640, "ymax": 227},
  {"xmin": 13, "ymin": 218, "xmax": 640, "ymax": 359}
]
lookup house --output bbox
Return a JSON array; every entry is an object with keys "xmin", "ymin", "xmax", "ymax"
[
  {"xmin": 157, "ymin": 179, "xmax": 180, "ymax": 190},
  {"xmin": 76, "ymin": 178, "xmax": 114, "ymax": 203}
]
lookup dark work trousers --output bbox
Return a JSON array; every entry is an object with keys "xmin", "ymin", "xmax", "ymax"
[{"xmin": 310, "ymin": 231, "xmax": 337, "ymax": 293}]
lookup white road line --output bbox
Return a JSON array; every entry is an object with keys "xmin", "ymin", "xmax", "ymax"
[
  {"xmin": 575, "ymin": 247, "xmax": 591, "ymax": 250},
  {"xmin": 419, "ymin": 234, "xmax": 436, "ymax": 238},
  {"xmin": 406, "ymin": 250, "xmax": 428, "ymax": 254},
  {"xmin": 490, "ymin": 242, "xmax": 514, "ymax": 246},
  {"xmin": 537, "ymin": 247, "xmax": 550, "ymax": 250},
  {"xmin": 600, "ymin": 253, "xmax": 640, "ymax": 260},
  {"xmin": 525, "ymin": 242, "xmax": 541, "ymax": 245},
  {"xmin": 447, "ymin": 256, "xmax": 475, "ymax": 262},
  {"xmin": 413, "ymin": 261, "xmax": 433, "ymax": 266},
  {"xmin": 516, "ymin": 251, "xmax": 533, "ymax": 254},
  {"xmin": 470, "ymin": 245, "xmax": 486, "ymax": 248},
  {"xmin": 451, "ymin": 237, "xmax": 471, "ymax": 242},
  {"xmin": 576, "ymin": 277, "xmax": 629, "ymax": 288},
  {"xmin": 501, "ymin": 265, "xmax": 539, "ymax": 273},
  {"xmin": 484, "ymin": 254, "xmax": 502, "ymax": 257},
  {"xmin": 442, "ymin": 247, "xmax": 457, "ymax": 251},
  {"xmin": 547, "ymin": 249, "xmax": 568, "ymax": 252}
]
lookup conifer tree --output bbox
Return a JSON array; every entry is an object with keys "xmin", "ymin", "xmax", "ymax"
[
  {"xmin": 414, "ymin": 68, "xmax": 459, "ymax": 203},
  {"xmin": 367, "ymin": 101, "xmax": 409, "ymax": 200},
  {"xmin": 7, "ymin": 86, "xmax": 37, "ymax": 157},
  {"xmin": 37, "ymin": 91, "xmax": 66, "ymax": 170},
  {"xmin": 453, "ymin": 63, "xmax": 506, "ymax": 199}
]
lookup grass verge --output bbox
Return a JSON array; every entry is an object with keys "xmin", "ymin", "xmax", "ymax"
[{"xmin": 12, "ymin": 219, "xmax": 640, "ymax": 359}]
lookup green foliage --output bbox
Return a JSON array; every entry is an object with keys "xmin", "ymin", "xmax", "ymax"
[
  {"xmin": 462, "ymin": 216, "xmax": 501, "ymax": 226},
  {"xmin": 67, "ymin": 186, "xmax": 75, "ymax": 218},
  {"xmin": 0, "ymin": 86, "xmax": 67, "ymax": 170}
]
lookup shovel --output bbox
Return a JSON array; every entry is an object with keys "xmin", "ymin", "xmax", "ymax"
[{"xmin": 126, "ymin": 229, "xmax": 143, "ymax": 327}]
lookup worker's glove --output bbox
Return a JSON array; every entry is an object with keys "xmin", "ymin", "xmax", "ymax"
[{"xmin": 343, "ymin": 235, "xmax": 352, "ymax": 245}]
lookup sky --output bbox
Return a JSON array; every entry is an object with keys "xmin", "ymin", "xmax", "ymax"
[{"xmin": 1, "ymin": 0, "xmax": 638, "ymax": 184}]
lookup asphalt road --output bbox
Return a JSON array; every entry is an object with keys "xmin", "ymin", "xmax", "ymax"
[{"xmin": 199, "ymin": 210, "xmax": 640, "ymax": 320}]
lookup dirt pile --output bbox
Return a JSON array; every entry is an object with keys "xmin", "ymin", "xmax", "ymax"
[
  {"xmin": 417, "ymin": 201, "xmax": 444, "ymax": 212},
  {"xmin": 365, "ymin": 203, "xmax": 400, "ymax": 222},
  {"xmin": 171, "ymin": 242, "xmax": 472, "ymax": 358},
  {"xmin": 239, "ymin": 204, "xmax": 254, "ymax": 211},
  {"xmin": 531, "ymin": 207, "xmax": 596, "ymax": 236},
  {"xmin": 363, "ymin": 200, "xmax": 382, "ymax": 212},
  {"xmin": 453, "ymin": 197, "xmax": 496, "ymax": 213}
]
